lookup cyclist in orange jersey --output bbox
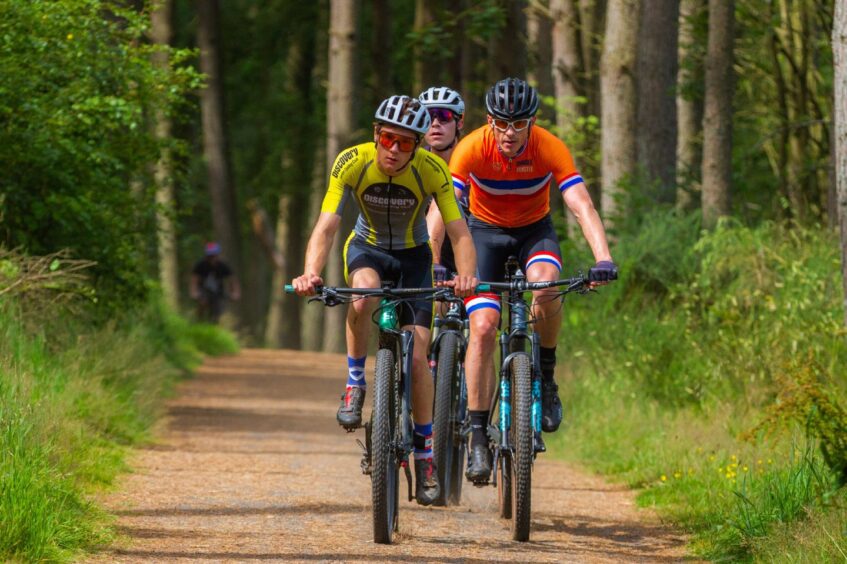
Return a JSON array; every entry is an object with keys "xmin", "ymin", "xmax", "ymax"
[{"xmin": 451, "ymin": 78, "xmax": 617, "ymax": 483}]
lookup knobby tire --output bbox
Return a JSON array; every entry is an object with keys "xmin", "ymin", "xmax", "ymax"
[
  {"xmin": 510, "ymin": 352, "xmax": 533, "ymax": 541},
  {"xmin": 371, "ymin": 347, "xmax": 398, "ymax": 544},
  {"xmin": 432, "ymin": 332, "xmax": 460, "ymax": 506}
]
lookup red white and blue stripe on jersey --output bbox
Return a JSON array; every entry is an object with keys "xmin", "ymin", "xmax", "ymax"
[
  {"xmin": 525, "ymin": 251, "xmax": 562, "ymax": 272},
  {"xmin": 559, "ymin": 172, "xmax": 584, "ymax": 192},
  {"xmin": 470, "ymin": 173, "xmax": 553, "ymax": 196},
  {"xmin": 464, "ymin": 293, "xmax": 501, "ymax": 315}
]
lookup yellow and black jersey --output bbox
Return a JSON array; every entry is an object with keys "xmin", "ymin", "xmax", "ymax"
[{"xmin": 320, "ymin": 143, "xmax": 463, "ymax": 250}]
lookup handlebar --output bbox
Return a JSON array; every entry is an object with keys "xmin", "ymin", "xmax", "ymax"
[{"xmin": 475, "ymin": 275, "xmax": 589, "ymax": 294}]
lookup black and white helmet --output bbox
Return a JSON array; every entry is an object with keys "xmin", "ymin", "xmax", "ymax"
[
  {"xmin": 418, "ymin": 86, "xmax": 465, "ymax": 116},
  {"xmin": 485, "ymin": 77, "xmax": 539, "ymax": 120},
  {"xmin": 374, "ymin": 95, "xmax": 431, "ymax": 135}
]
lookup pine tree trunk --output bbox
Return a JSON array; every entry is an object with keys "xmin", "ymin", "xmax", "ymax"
[
  {"xmin": 637, "ymin": 0, "xmax": 679, "ymax": 203},
  {"xmin": 372, "ymin": 0, "xmax": 391, "ymax": 102},
  {"xmin": 676, "ymin": 0, "xmax": 704, "ymax": 210},
  {"xmin": 197, "ymin": 0, "xmax": 242, "ymax": 323},
  {"xmin": 600, "ymin": 0, "xmax": 639, "ymax": 222},
  {"xmin": 551, "ymin": 0, "xmax": 582, "ymax": 128},
  {"xmin": 528, "ymin": 1, "xmax": 555, "ymax": 102},
  {"xmin": 150, "ymin": 0, "xmax": 179, "ymax": 310},
  {"xmin": 833, "ymin": 0, "xmax": 847, "ymax": 327},
  {"xmin": 301, "ymin": 143, "xmax": 328, "ymax": 351},
  {"xmin": 413, "ymin": 0, "xmax": 439, "ymax": 93},
  {"xmin": 265, "ymin": 193, "xmax": 292, "ymax": 347},
  {"xmin": 324, "ymin": 0, "xmax": 357, "ymax": 353},
  {"xmin": 578, "ymin": 0, "xmax": 605, "ymax": 118},
  {"xmin": 489, "ymin": 0, "xmax": 527, "ymax": 81},
  {"xmin": 701, "ymin": 0, "xmax": 735, "ymax": 228}
]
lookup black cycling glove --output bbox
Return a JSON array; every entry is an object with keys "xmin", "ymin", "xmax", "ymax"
[
  {"xmin": 433, "ymin": 263, "xmax": 449, "ymax": 283},
  {"xmin": 588, "ymin": 260, "xmax": 618, "ymax": 282}
]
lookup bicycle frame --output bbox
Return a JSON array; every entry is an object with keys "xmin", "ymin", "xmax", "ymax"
[{"xmin": 492, "ymin": 261, "xmax": 544, "ymax": 473}]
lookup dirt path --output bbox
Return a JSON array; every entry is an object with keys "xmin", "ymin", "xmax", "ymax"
[{"xmin": 85, "ymin": 349, "xmax": 692, "ymax": 563}]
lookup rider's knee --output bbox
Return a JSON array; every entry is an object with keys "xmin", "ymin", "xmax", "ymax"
[{"xmin": 469, "ymin": 314, "xmax": 498, "ymax": 344}]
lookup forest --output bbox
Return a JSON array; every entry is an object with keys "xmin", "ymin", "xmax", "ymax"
[{"xmin": 1, "ymin": 0, "xmax": 846, "ymax": 561}]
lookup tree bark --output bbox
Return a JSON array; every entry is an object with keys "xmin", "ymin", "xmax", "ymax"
[
  {"xmin": 600, "ymin": 0, "xmax": 639, "ymax": 221},
  {"xmin": 372, "ymin": 0, "xmax": 391, "ymax": 101},
  {"xmin": 578, "ymin": 0, "xmax": 605, "ymax": 118},
  {"xmin": 701, "ymin": 0, "xmax": 734, "ymax": 228},
  {"xmin": 676, "ymin": 0, "xmax": 704, "ymax": 210},
  {"xmin": 150, "ymin": 0, "xmax": 179, "ymax": 310},
  {"xmin": 637, "ymin": 0, "xmax": 679, "ymax": 203},
  {"xmin": 528, "ymin": 0, "xmax": 555, "ymax": 101},
  {"xmin": 489, "ymin": 0, "xmax": 528, "ymax": 82},
  {"xmin": 197, "ymin": 0, "xmax": 242, "ymax": 323},
  {"xmin": 324, "ymin": 0, "xmax": 358, "ymax": 353},
  {"xmin": 413, "ymin": 0, "xmax": 440, "ymax": 93},
  {"xmin": 264, "ymin": 194, "xmax": 291, "ymax": 347},
  {"xmin": 833, "ymin": 0, "xmax": 847, "ymax": 327},
  {"xmin": 551, "ymin": 0, "xmax": 583, "ymax": 129}
]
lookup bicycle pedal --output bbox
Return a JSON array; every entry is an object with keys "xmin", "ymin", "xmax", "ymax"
[
  {"xmin": 470, "ymin": 478, "xmax": 490, "ymax": 487},
  {"xmin": 534, "ymin": 433, "xmax": 547, "ymax": 453}
]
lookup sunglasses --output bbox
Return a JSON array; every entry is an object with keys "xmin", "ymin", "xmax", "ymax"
[
  {"xmin": 428, "ymin": 108, "xmax": 457, "ymax": 123},
  {"xmin": 378, "ymin": 130, "xmax": 418, "ymax": 152},
  {"xmin": 491, "ymin": 118, "xmax": 532, "ymax": 132}
]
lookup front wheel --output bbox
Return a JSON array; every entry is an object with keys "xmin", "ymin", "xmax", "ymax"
[
  {"xmin": 510, "ymin": 352, "xmax": 533, "ymax": 541},
  {"xmin": 371, "ymin": 347, "xmax": 399, "ymax": 544},
  {"xmin": 432, "ymin": 332, "xmax": 460, "ymax": 506}
]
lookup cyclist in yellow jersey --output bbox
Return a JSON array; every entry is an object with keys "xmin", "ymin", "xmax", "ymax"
[{"xmin": 292, "ymin": 95, "xmax": 477, "ymax": 506}]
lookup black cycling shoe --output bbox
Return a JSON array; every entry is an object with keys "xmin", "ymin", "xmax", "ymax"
[
  {"xmin": 541, "ymin": 379, "xmax": 563, "ymax": 432},
  {"xmin": 336, "ymin": 387, "xmax": 366, "ymax": 429},
  {"xmin": 414, "ymin": 458, "xmax": 441, "ymax": 506},
  {"xmin": 465, "ymin": 443, "xmax": 492, "ymax": 484}
]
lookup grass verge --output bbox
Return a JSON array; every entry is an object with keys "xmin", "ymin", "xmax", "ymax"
[{"xmin": 0, "ymin": 297, "xmax": 238, "ymax": 562}]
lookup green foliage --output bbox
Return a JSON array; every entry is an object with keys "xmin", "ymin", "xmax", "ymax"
[
  {"xmin": 0, "ymin": 251, "xmax": 236, "ymax": 561},
  {"xmin": 553, "ymin": 212, "xmax": 846, "ymax": 560},
  {"xmin": 0, "ymin": 0, "xmax": 200, "ymax": 312}
]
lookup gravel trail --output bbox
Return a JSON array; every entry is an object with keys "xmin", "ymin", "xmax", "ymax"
[{"xmin": 85, "ymin": 348, "xmax": 692, "ymax": 563}]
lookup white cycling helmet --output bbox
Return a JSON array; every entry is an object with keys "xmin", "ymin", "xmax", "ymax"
[
  {"xmin": 418, "ymin": 86, "xmax": 465, "ymax": 116},
  {"xmin": 374, "ymin": 95, "xmax": 431, "ymax": 135}
]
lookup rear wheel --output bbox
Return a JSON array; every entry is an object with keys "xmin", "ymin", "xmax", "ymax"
[
  {"xmin": 371, "ymin": 347, "xmax": 399, "ymax": 544},
  {"xmin": 510, "ymin": 352, "xmax": 533, "ymax": 541},
  {"xmin": 432, "ymin": 332, "xmax": 460, "ymax": 506}
]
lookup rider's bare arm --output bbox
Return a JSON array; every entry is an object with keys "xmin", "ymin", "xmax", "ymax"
[
  {"xmin": 444, "ymin": 218, "xmax": 478, "ymax": 296},
  {"xmin": 293, "ymin": 212, "xmax": 341, "ymax": 295},
  {"xmin": 562, "ymin": 184, "xmax": 613, "ymax": 263},
  {"xmin": 426, "ymin": 200, "xmax": 445, "ymax": 264}
]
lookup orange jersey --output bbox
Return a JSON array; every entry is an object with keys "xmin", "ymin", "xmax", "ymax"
[{"xmin": 449, "ymin": 125, "xmax": 584, "ymax": 228}]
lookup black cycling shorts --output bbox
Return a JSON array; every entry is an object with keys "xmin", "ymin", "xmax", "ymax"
[
  {"xmin": 343, "ymin": 234, "xmax": 434, "ymax": 328},
  {"xmin": 468, "ymin": 214, "xmax": 562, "ymax": 283}
]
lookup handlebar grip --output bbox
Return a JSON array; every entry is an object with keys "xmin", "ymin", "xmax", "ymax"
[
  {"xmin": 476, "ymin": 283, "xmax": 490, "ymax": 292},
  {"xmin": 284, "ymin": 284, "xmax": 295, "ymax": 294}
]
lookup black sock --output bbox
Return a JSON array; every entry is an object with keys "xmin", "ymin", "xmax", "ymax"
[
  {"xmin": 540, "ymin": 346, "xmax": 557, "ymax": 381},
  {"xmin": 469, "ymin": 410, "xmax": 489, "ymax": 448}
]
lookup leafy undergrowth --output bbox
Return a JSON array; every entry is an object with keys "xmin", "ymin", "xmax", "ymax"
[
  {"xmin": 549, "ymin": 213, "xmax": 847, "ymax": 561},
  {"xmin": 0, "ymin": 292, "xmax": 238, "ymax": 562}
]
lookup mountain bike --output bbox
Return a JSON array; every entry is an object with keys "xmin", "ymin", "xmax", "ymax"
[
  {"xmin": 429, "ymin": 292, "xmax": 468, "ymax": 506},
  {"xmin": 479, "ymin": 258, "xmax": 591, "ymax": 541},
  {"xmin": 285, "ymin": 283, "xmax": 454, "ymax": 544}
]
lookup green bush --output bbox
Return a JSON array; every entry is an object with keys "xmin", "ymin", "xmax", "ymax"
[
  {"xmin": 0, "ymin": 0, "xmax": 200, "ymax": 312},
  {"xmin": 553, "ymin": 212, "xmax": 847, "ymax": 561}
]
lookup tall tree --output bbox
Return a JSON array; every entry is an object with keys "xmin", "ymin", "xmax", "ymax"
[
  {"xmin": 676, "ymin": 0, "xmax": 704, "ymax": 209},
  {"xmin": 489, "ymin": 0, "xmax": 527, "ymax": 81},
  {"xmin": 834, "ymin": 0, "xmax": 847, "ymax": 327},
  {"xmin": 636, "ymin": 0, "xmax": 679, "ymax": 203},
  {"xmin": 701, "ymin": 0, "xmax": 735, "ymax": 227},
  {"xmin": 324, "ymin": 0, "xmax": 358, "ymax": 353},
  {"xmin": 197, "ymin": 0, "xmax": 242, "ymax": 322},
  {"xmin": 551, "ymin": 0, "xmax": 582, "ymax": 128},
  {"xmin": 528, "ymin": 0, "xmax": 555, "ymax": 101},
  {"xmin": 413, "ymin": 0, "xmax": 440, "ymax": 93},
  {"xmin": 372, "ymin": 0, "xmax": 392, "ymax": 101},
  {"xmin": 600, "ymin": 0, "xmax": 639, "ymax": 221},
  {"xmin": 150, "ymin": 0, "xmax": 179, "ymax": 310},
  {"xmin": 578, "ymin": 0, "xmax": 605, "ymax": 118}
]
